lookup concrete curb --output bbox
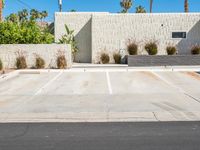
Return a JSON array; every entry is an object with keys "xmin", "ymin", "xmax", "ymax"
[
  {"xmin": 0, "ymin": 70, "xmax": 19, "ymax": 83},
  {"xmin": 0, "ymin": 67, "xmax": 199, "ymax": 84},
  {"xmin": 1, "ymin": 66, "xmax": 200, "ymax": 74},
  {"xmin": 0, "ymin": 111, "xmax": 200, "ymax": 123}
]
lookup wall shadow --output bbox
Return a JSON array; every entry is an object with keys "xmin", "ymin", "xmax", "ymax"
[
  {"xmin": 177, "ymin": 20, "xmax": 200, "ymax": 54},
  {"xmin": 74, "ymin": 19, "xmax": 92, "ymax": 63}
]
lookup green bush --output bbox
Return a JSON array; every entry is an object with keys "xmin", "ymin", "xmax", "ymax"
[
  {"xmin": 100, "ymin": 53, "xmax": 110, "ymax": 64},
  {"xmin": 15, "ymin": 51, "xmax": 27, "ymax": 69},
  {"xmin": 59, "ymin": 25, "xmax": 78, "ymax": 56},
  {"xmin": 0, "ymin": 59, "xmax": 3, "ymax": 70},
  {"xmin": 166, "ymin": 46, "xmax": 177, "ymax": 55},
  {"xmin": 57, "ymin": 50, "xmax": 67, "ymax": 69},
  {"xmin": 191, "ymin": 46, "xmax": 200, "ymax": 55},
  {"xmin": 127, "ymin": 42, "xmax": 138, "ymax": 55},
  {"xmin": 35, "ymin": 55, "xmax": 45, "ymax": 69},
  {"xmin": 113, "ymin": 53, "xmax": 121, "ymax": 64},
  {"xmin": 145, "ymin": 42, "xmax": 158, "ymax": 55},
  {"xmin": 0, "ymin": 9, "xmax": 54, "ymax": 44},
  {"xmin": 0, "ymin": 21, "xmax": 54, "ymax": 44}
]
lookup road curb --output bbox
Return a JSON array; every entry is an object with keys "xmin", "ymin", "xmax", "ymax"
[
  {"xmin": 0, "ymin": 70, "xmax": 19, "ymax": 82},
  {"xmin": 1, "ymin": 111, "xmax": 200, "ymax": 123}
]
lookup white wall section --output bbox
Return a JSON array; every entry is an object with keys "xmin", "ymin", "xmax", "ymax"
[
  {"xmin": 55, "ymin": 12, "xmax": 200, "ymax": 63},
  {"xmin": 0, "ymin": 44, "xmax": 72, "ymax": 68}
]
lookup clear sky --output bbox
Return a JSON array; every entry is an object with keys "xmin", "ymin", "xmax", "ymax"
[{"xmin": 3, "ymin": 0, "xmax": 200, "ymax": 22}]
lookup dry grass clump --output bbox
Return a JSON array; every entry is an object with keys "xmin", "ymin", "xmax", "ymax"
[
  {"xmin": 113, "ymin": 52, "xmax": 121, "ymax": 64},
  {"xmin": 15, "ymin": 51, "xmax": 27, "ymax": 69},
  {"xmin": 191, "ymin": 45, "xmax": 200, "ymax": 55},
  {"xmin": 57, "ymin": 50, "xmax": 67, "ymax": 69},
  {"xmin": 0, "ymin": 59, "xmax": 2, "ymax": 70},
  {"xmin": 127, "ymin": 41, "xmax": 138, "ymax": 55},
  {"xmin": 100, "ymin": 53, "xmax": 110, "ymax": 64},
  {"xmin": 35, "ymin": 54, "xmax": 45, "ymax": 69},
  {"xmin": 145, "ymin": 42, "xmax": 158, "ymax": 55},
  {"xmin": 166, "ymin": 46, "xmax": 177, "ymax": 55}
]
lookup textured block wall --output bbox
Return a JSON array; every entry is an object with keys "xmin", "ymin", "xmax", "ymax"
[
  {"xmin": 0, "ymin": 44, "xmax": 72, "ymax": 69},
  {"xmin": 92, "ymin": 13, "xmax": 200, "ymax": 63},
  {"xmin": 55, "ymin": 13, "xmax": 200, "ymax": 63},
  {"xmin": 55, "ymin": 12, "xmax": 108, "ymax": 63}
]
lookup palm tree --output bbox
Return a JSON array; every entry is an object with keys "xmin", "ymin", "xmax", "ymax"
[
  {"xmin": 136, "ymin": 5, "xmax": 146, "ymax": 13},
  {"xmin": 120, "ymin": 0, "xmax": 133, "ymax": 13},
  {"xmin": 30, "ymin": 9, "xmax": 40, "ymax": 20},
  {"xmin": 184, "ymin": 0, "xmax": 189, "ymax": 12},
  {"xmin": 6, "ymin": 13, "xmax": 19, "ymax": 23},
  {"xmin": 70, "ymin": 9, "xmax": 76, "ymax": 12},
  {"xmin": 150, "ymin": 0, "xmax": 153, "ymax": 13},
  {"xmin": 42, "ymin": 11, "xmax": 48, "ymax": 18},
  {"xmin": 0, "ymin": 0, "xmax": 2, "ymax": 22},
  {"xmin": 40, "ymin": 11, "xmax": 48, "ymax": 21},
  {"xmin": 18, "ymin": 9, "xmax": 29, "ymax": 22},
  {"xmin": 0, "ymin": 0, "xmax": 5, "ymax": 22}
]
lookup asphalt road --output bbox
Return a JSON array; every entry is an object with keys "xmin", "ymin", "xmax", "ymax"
[{"xmin": 0, "ymin": 122, "xmax": 200, "ymax": 150}]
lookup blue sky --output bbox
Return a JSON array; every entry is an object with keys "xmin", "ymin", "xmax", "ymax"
[{"xmin": 3, "ymin": 0, "xmax": 200, "ymax": 22}]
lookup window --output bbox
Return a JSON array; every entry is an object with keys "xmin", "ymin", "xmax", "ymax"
[{"xmin": 172, "ymin": 32, "xmax": 187, "ymax": 39}]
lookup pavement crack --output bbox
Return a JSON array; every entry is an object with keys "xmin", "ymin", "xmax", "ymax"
[
  {"xmin": 7, "ymin": 124, "xmax": 30, "ymax": 139},
  {"xmin": 184, "ymin": 93, "xmax": 200, "ymax": 104},
  {"xmin": 152, "ymin": 112, "xmax": 160, "ymax": 121}
]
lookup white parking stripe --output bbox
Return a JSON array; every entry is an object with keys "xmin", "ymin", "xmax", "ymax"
[
  {"xmin": 34, "ymin": 71, "xmax": 63, "ymax": 95},
  {"xmin": 106, "ymin": 71, "xmax": 113, "ymax": 95}
]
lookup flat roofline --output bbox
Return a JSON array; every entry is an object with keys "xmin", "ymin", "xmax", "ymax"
[{"xmin": 55, "ymin": 12, "xmax": 200, "ymax": 15}]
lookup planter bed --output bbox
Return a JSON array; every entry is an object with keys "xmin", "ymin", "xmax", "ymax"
[{"xmin": 128, "ymin": 55, "xmax": 200, "ymax": 67}]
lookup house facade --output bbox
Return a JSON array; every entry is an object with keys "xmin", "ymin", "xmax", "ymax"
[{"xmin": 55, "ymin": 12, "xmax": 200, "ymax": 63}]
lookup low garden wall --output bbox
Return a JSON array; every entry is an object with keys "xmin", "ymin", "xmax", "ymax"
[
  {"xmin": 0, "ymin": 44, "xmax": 72, "ymax": 69},
  {"xmin": 128, "ymin": 55, "xmax": 200, "ymax": 66}
]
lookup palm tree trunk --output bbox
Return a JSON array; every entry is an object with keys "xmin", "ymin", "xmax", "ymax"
[
  {"xmin": 184, "ymin": 0, "xmax": 189, "ymax": 13},
  {"xmin": 150, "ymin": 0, "xmax": 153, "ymax": 13},
  {"xmin": 0, "ymin": 0, "xmax": 2, "ymax": 22}
]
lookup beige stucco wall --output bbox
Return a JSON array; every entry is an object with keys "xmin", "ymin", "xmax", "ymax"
[
  {"xmin": 92, "ymin": 13, "xmax": 200, "ymax": 63},
  {"xmin": 55, "ymin": 12, "xmax": 108, "ymax": 63},
  {"xmin": 55, "ymin": 12, "xmax": 200, "ymax": 63},
  {"xmin": 0, "ymin": 44, "xmax": 71, "ymax": 69}
]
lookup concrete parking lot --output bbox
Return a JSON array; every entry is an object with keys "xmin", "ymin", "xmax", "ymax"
[{"xmin": 0, "ymin": 68, "xmax": 200, "ymax": 122}]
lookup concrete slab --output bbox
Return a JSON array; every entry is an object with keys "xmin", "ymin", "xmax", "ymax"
[
  {"xmin": 41, "ymin": 72, "xmax": 109, "ymax": 95},
  {"xmin": 154, "ymin": 72, "xmax": 200, "ymax": 100},
  {"xmin": 0, "ymin": 73, "xmax": 58, "ymax": 95},
  {"xmin": 109, "ymin": 72, "xmax": 178, "ymax": 94},
  {"xmin": 0, "ymin": 70, "xmax": 200, "ymax": 122}
]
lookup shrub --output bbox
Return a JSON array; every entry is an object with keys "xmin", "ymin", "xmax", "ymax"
[
  {"xmin": 35, "ymin": 55, "xmax": 45, "ymax": 69},
  {"xmin": 145, "ymin": 42, "xmax": 158, "ymax": 55},
  {"xmin": 127, "ymin": 42, "xmax": 138, "ymax": 55},
  {"xmin": 15, "ymin": 51, "xmax": 27, "ymax": 69},
  {"xmin": 166, "ymin": 46, "xmax": 177, "ymax": 55},
  {"xmin": 100, "ymin": 53, "xmax": 110, "ymax": 64},
  {"xmin": 0, "ymin": 9, "xmax": 54, "ymax": 44},
  {"xmin": 58, "ymin": 25, "xmax": 78, "ymax": 57},
  {"xmin": 191, "ymin": 46, "xmax": 200, "ymax": 55},
  {"xmin": 0, "ymin": 59, "xmax": 3, "ymax": 70},
  {"xmin": 113, "ymin": 53, "xmax": 121, "ymax": 64},
  {"xmin": 57, "ymin": 50, "xmax": 67, "ymax": 69}
]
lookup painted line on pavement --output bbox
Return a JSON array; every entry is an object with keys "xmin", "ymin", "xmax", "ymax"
[
  {"xmin": 106, "ymin": 71, "xmax": 113, "ymax": 95},
  {"xmin": 151, "ymin": 71, "xmax": 200, "ymax": 104},
  {"xmin": 34, "ymin": 71, "xmax": 63, "ymax": 95}
]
